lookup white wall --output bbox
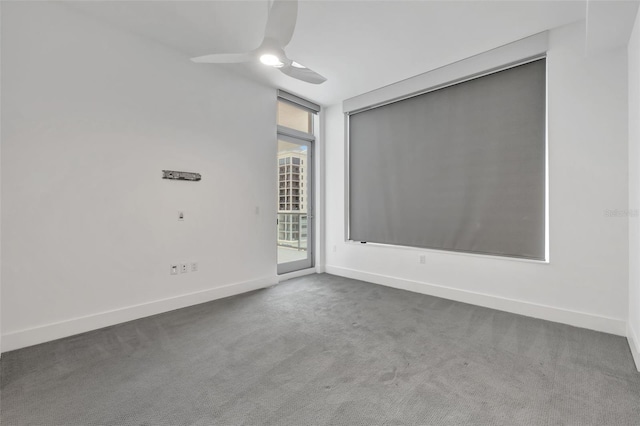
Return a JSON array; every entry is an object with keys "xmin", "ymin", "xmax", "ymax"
[
  {"xmin": 629, "ymin": 7, "xmax": 640, "ymax": 371},
  {"xmin": 1, "ymin": 2, "xmax": 278, "ymax": 352},
  {"xmin": 325, "ymin": 20, "xmax": 629, "ymax": 336}
]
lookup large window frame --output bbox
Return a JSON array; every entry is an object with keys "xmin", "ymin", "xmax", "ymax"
[{"xmin": 343, "ymin": 33, "xmax": 549, "ymax": 263}]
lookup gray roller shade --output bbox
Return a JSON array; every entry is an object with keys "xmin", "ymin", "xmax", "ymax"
[{"xmin": 348, "ymin": 59, "xmax": 546, "ymax": 260}]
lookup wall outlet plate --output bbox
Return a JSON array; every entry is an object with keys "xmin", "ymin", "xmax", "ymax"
[
  {"xmin": 191, "ymin": 262, "xmax": 198, "ymax": 272},
  {"xmin": 180, "ymin": 263, "xmax": 188, "ymax": 273},
  {"xmin": 170, "ymin": 264, "xmax": 178, "ymax": 275}
]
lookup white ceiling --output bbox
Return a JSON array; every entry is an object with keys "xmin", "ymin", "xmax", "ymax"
[{"xmin": 69, "ymin": 1, "xmax": 588, "ymax": 106}]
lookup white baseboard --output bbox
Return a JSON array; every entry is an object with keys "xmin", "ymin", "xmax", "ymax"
[
  {"xmin": 325, "ymin": 265, "xmax": 626, "ymax": 336},
  {"xmin": 628, "ymin": 323, "xmax": 640, "ymax": 372},
  {"xmin": 1, "ymin": 276, "xmax": 277, "ymax": 353}
]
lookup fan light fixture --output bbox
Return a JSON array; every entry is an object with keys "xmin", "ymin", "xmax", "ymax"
[
  {"xmin": 191, "ymin": 0, "xmax": 327, "ymax": 84},
  {"xmin": 260, "ymin": 54, "xmax": 284, "ymax": 67}
]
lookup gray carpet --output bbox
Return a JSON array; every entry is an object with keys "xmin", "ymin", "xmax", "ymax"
[{"xmin": 1, "ymin": 273, "xmax": 639, "ymax": 425}]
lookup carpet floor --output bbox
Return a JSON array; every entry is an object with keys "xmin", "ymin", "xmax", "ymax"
[{"xmin": 1, "ymin": 273, "xmax": 639, "ymax": 425}]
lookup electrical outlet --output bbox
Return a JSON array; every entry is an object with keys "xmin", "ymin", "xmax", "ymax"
[
  {"xmin": 170, "ymin": 264, "xmax": 178, "ymax": 275},
  {"xmin": 180, "ymin": 263, "xmax": 188, "ymax": 273},
  {"xmin": 419, "ymin": 255, "xmax": 426, "ymax": 264},
  {"xmin": 191, "ymin": 262, "xmax": 198, "ymax": 272},
  {"xmin": 333, "ymin": 245, "xmax": 337, "ymax": 253}
]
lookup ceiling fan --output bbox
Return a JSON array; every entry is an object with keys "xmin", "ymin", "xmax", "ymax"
[{"xmin": 191, "ymin": 0, "xmax": 326, "ymax": 85}]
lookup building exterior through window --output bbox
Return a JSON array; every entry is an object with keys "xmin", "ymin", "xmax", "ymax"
[{"xmin": 277, "ymin": 147, "xmax": 308, "ymax": 250}]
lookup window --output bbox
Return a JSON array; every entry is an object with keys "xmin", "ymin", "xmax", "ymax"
[
  {"xmin": 348, "ymin": 59, "xmax": 546, "ymax": 260},
  {"xmin": 277, "ymin": 91, "xmax": 319, "ymax": 273},
  {"xmin": 278, "ymin": 100, "xmax": 312, "ymax": 133}
]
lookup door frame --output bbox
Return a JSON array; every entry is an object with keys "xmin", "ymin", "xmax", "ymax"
[{"xmin": 277, "ymin": 131, "xmax": 314, "ymax": 275}]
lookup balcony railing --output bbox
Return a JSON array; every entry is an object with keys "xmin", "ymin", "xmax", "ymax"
[{"xmin": 277, "ymin": 213, "xmax": 309, "ymax": 251}]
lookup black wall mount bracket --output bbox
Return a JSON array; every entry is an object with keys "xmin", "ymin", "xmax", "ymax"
[{"xmin": 162, "ymin": 170, "xmax": 201, "ymax": 181}]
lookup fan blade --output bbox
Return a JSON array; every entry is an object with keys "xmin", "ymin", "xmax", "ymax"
[
  {"xmin": 191, "ymin": 52, "xmax": 254, "ymax": 64},
  {"xmin": 264, "ymin": 0, "xmax": 298, "ymax": 48},
  {"xmin": 280, "ymin": 63, "xmax": 327, "ymax": 84}
]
